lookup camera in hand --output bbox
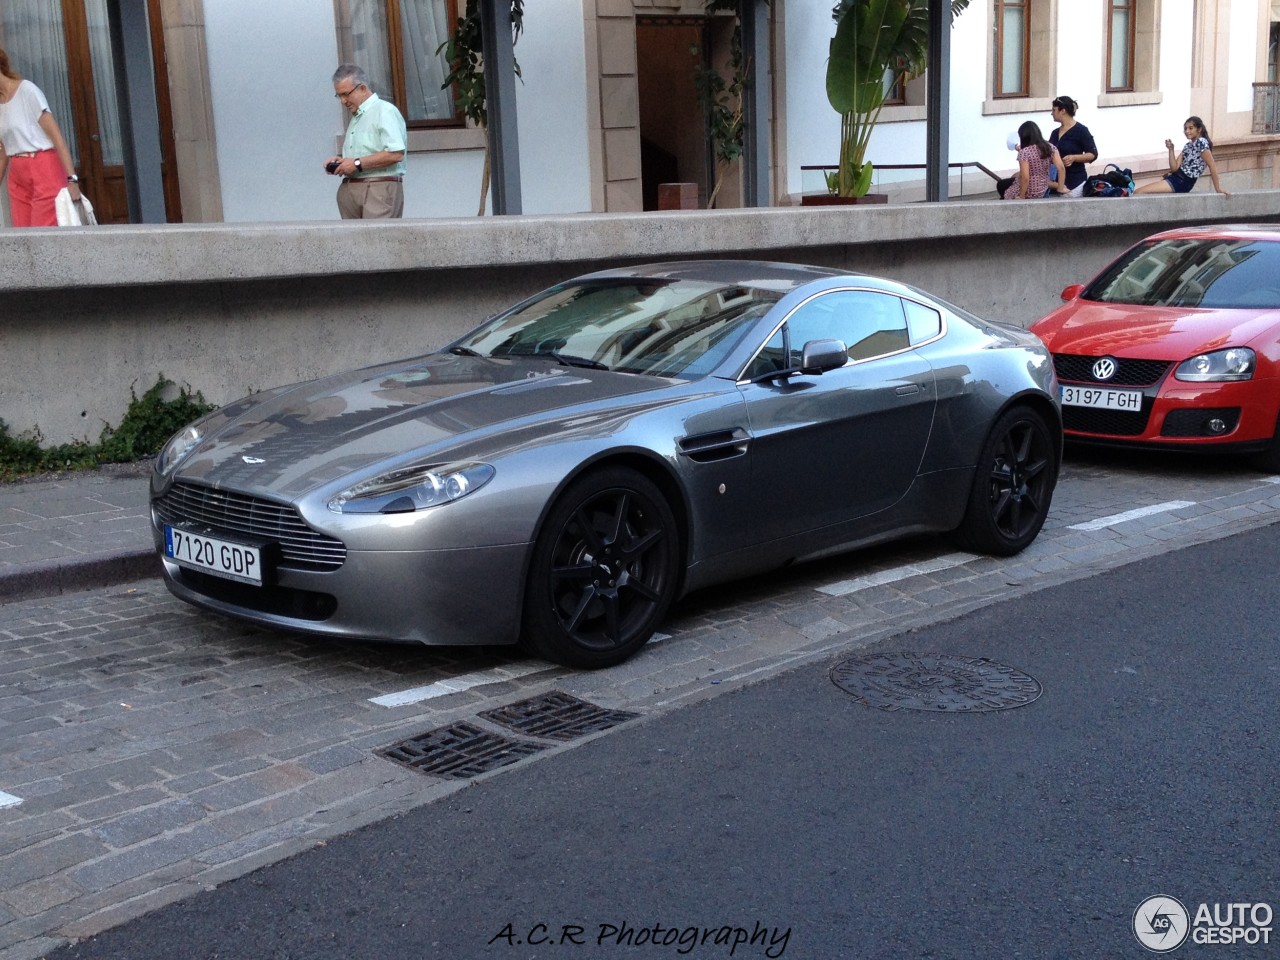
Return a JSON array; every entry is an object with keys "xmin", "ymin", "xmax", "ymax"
[{"xmin": 326, "ymin": 160, "xmax": 341, "ymax": 174}]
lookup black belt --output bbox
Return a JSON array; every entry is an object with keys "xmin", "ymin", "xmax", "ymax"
[{"xmin": 343, "ymin": 176, "xmax": 402, "ymax": 184}]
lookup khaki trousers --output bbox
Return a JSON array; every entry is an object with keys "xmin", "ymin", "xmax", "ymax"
[{"xmin": 337, "ymin": 179, "xmax": 404, "ymax": 219}]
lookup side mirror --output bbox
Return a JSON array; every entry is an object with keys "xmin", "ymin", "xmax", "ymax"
[
  {"xmin": 800, "ymin": 339, "xmax": 848, "ymax": 375},
  {"xmin": 1060, "ymin": 283, "xmax": 1086, "ymax": 302}
]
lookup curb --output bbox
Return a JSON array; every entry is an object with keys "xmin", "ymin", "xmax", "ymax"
[{"xmin": 0, "ymin": 549, "xmax": 158, "ymax": 605}]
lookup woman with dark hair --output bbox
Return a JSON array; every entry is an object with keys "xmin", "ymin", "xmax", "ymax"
[
  {"xmin": 1003, "ymin": 120, "xmax": 1068, "ymax": 200},
  {"xmin": 1135, "ymin": 116, "xmax": 1230, "ymax": 195},
  {"xmin": 1048, "ymin": 95, "xmax": 1097, "ymax": 193},
  {"xmin": 0, "ymin": 47, "xmax": 81, "ymax": 227}
]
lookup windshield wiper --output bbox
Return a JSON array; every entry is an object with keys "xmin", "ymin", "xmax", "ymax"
[
  {"xmin": 447, "ymin": 345, "xmax": 482, "ymax": 357},
  {"xmin": 547, "ymin": 351, "xmax": 609, "ymax": 370}
]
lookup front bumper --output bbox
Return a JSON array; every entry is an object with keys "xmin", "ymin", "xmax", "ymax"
[
  {"xmin": 1060, "ymin": 378, "xmax": 1278, "ymax": 449},
  {"xmin": 152, "ymin": 516, "xmax": 532, "ymax": 646}
]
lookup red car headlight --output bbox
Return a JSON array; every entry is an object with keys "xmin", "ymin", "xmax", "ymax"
[{"xmin": 1175, "ymin": 348, "xmax": 1255, "ymax": 382}]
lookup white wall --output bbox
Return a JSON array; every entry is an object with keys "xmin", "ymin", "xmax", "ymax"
[
  {"xmin": 201, "ymin": 1, "xmax": 591, "ymax": 222},
  {"xmin": 204, "ymin": 0, "xmax": 339, "ymax": 222},
  {"xmin": 514, "ymin": 5, "xmax": 592, "ymax": 214},
  {"xmin": 1229, "ymin": 0, "xmax": 1261, "ymax": 113}
]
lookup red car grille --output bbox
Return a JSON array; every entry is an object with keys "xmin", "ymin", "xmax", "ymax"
[
  {"xmin": 1052, "ymin": 354, "xmax": 1171, "ymax": 387},
  {"xmin": 1062, "ymin": 405, "xmax": 1151, "ymax": 437}
]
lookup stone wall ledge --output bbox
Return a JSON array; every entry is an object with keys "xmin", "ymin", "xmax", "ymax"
[{"xmin": 3, "ymin": 190, "xmax": 1277, "ymax": 293}]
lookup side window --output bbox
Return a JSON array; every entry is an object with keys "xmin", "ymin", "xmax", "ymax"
[
  {"xmin": 746, "ymin": 329, "xmax": 787, "ymax": 379},
  {"xmin": 785, "ymin": 290, "xmax": 911, "ymax": 364},
  {"xmin": 903, "ymin": 299, "xmax": 943, "ymax": 344}
]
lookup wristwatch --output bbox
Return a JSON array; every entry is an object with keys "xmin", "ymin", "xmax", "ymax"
[{"xmin": 353, "ymin": 158, "xmax": 362, "ymax": 172}]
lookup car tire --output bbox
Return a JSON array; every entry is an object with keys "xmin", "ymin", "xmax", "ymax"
[
  {"xmin": 522, "ymin": 467, "xmax": 679, "ymax": 669},
  {"xmin": 953, "ymin": 405, "xmax": 1058, "ymax": 556},
  {"xmin": 1250, "ymin": 416, "xmax": 1280, "ymax": 474}
]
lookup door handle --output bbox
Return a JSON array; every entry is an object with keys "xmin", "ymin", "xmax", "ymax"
[{"xmin": 895, "ymin": 384, "xmax": 921, "ymax": 396}]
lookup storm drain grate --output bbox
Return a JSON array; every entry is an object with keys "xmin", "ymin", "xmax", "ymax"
[
  {"xmin": 830, "ymin": 652, "xmax": 1042, "ymax": 713},
  {"xmin": 480, "ymin": 691, "xmax": 639, "ymax": 741},
  {"xmin": 377, "ymin": 721, "xmax": 548, "ymax": 779}
]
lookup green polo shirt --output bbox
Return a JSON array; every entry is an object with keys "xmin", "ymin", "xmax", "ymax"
[{"xmin": 342, "ymin": 93, "xmax": 407, "ymax": 177}]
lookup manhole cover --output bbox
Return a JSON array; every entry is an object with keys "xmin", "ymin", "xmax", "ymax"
[
  {"xmin": 480, "ymin": 691, "xmax": 639, "ymax": 742},
  {"xmin": 378, "ymin": 721, "xmax": 547, "ymax": 779},
  {"xmin": 830, "ymin": 653, "xmax": 1041, "ymax": 713}
]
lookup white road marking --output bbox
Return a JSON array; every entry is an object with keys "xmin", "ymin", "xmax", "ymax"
[
  {"xmin": 817, "ymin": 553, "xmax": 977, "ymax": 597},
  {"xmin": 647, "ymin": 632, "xmax": 671, "ymax": 645},
  {"xmin": 370, "ymin": 662, "xmax": 549, "ymax": 707},
  {"xmin": 1261, "ymin": 476, "xmax": 1280, "ymax": 484},
  {"xmin": 1068, "ymin": 500, "xmax": 1196, "ymax": 531},
  {"xmin": 0, "ymin": 791, "xmax": 22, "ymax": 809}
]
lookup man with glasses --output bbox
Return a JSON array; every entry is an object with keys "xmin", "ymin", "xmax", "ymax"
[{"xmin": 325, "ymin": 64, "xmax": 407, "ymax": 218}]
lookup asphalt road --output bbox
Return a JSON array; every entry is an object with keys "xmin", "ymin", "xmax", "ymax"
[{"xmin": 45, "ymin": 520, "xmax": 1280, "ymax": 960}]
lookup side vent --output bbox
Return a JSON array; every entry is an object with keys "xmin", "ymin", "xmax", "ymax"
[{"xmin": 678, "ymin": 428, "xmax": 750, "ymax": 463}]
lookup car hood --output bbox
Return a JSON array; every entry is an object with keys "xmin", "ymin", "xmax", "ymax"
[
  {"xmin": 1031, "ymin": 300, "xmax": 1280, "ymax": 360},
  {"xmin": 169, "ymin": 354, "xmax": 681, "ymax": 498}
]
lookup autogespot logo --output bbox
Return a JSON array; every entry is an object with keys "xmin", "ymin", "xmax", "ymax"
[{"xmin": 1134, "ymin": 896, "xmax": 1190, "ymax": 952}]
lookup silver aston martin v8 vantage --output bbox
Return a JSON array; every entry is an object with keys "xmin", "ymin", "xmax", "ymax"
[{"xmin": 151, "ymin": 260, "xmax": 1061, "ymax": 668}]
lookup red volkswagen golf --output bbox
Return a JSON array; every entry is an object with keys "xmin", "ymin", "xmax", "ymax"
[{"xmin": 1031, "ymin": 225, "xmax": 1280, "ymax": 471}]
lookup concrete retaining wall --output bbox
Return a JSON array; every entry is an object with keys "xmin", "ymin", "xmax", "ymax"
[{"xmin": 3, "ymin": 191, "xmax": 1279, "ymax": 444}]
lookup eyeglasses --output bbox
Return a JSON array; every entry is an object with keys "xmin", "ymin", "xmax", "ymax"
[{"xmin": 334, "ymin": 85, "xmax": 361, "ymax": 99}]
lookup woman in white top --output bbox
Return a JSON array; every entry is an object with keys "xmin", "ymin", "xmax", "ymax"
[{"xmin": 0, "ymin": 47, "xmax": 81, "ymax": 226}]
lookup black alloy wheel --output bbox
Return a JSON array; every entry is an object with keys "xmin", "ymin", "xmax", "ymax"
[
  {"xmin": 523, "ymin": 467, "xmax": 679, "ymax": 669},
  {"xmin": 955, "ymin": 405, "xmax": 1058, "ymax": 556}
]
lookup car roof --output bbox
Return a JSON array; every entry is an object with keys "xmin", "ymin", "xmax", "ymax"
[
  {"xmin": 576, "ymin": 259, "xmax": 848, "ymax": 292},
  {"xmin": 1145, "ymin": 223, "xmax": 1280, "ymax": 244}
]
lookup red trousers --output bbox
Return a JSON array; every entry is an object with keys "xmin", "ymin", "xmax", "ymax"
[{"xmin": 7, "ymin": 149, "xmax": 65, "ymax": 227}]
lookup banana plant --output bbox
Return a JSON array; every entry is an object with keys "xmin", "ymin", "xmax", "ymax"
[{"xmin": 825, "ymin": 0, "xmax": 968, "ymax": 198}]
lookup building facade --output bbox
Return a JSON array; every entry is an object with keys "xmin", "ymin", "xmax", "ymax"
[{"xmin": 1, "ymin": 0, "xmax": 1276, "ymax": 225}]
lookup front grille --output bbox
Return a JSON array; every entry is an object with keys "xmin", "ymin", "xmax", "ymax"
[
  {"xmin": 1063, "ymin": 404, "xmax": 1152, "ymax": 437},
  {"xmin": 1053, "ymin": 354, "xmax": 1171, "ymax": 387},
  {"xmin": 1161, "ymin": 407, "xmax": 1242, "ymax": 438},
  {"xmin": 155, "ymin": 481, "xmax": 346, "ymax": 571}
]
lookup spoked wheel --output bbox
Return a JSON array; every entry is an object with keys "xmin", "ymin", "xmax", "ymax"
[
  {"xmin": 954, "ymin": 405, "xmax": 1058, "ymax": 556},
  {"xmin": 523, "ymin": 467, "xmax": 679, "ymax": 669}
]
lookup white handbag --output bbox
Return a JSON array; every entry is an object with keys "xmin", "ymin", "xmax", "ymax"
[{"xmin": 54, "ymin": 188, "xmax": 97, "ymax": 226}]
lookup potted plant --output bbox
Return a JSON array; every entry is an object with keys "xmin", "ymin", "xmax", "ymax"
[{"xmin": 817, "ymin": 0, "xmax": 969, "ymax": 203}]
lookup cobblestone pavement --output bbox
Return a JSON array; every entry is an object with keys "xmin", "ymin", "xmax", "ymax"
[{"xmin": 2, "ymin": 450, "xmax": 1280, "ymax": 959}]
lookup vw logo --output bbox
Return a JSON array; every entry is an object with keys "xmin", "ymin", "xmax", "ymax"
[
  {"xmin": 242, "ymin": 456, "xmax": 266, "ymax": 464},
  {"xmin": 1092, "ymin": 357, "xmax": 1118, "ymax": 381}
]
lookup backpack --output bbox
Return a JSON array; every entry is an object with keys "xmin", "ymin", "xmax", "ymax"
[
  {"xmin": 1084, "ymin": 164, "xmax": 1135, "ymax": 198},
  {"xmin": 1084, "ymin": 176, "xmax": 1129, "ymax": 197}
]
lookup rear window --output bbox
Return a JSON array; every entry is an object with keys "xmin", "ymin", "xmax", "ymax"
[{"xmin": 1083, "ymin": 237, "xmax": 1280, "ymax": 309}]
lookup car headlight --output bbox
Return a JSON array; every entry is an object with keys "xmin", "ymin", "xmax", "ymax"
[
  {"xmin": 328, "ymin": 462, "xmax": 495, "ymax": 514},
  {"xmin": 156, "ymin": 423, "xmax": 205, "ymax": 476},
  {"xmin": 1175, "ymin": 347, "xmax": 1256, "ymax": 382}
]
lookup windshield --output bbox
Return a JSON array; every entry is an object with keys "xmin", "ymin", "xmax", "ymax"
[
  {"xmin": 454, "ymin": 278, "xmax": 781, "ymax": 377},
  {"xmin": 1083, "ymin": 237, "xmax": 1280, "ymax": 309}
]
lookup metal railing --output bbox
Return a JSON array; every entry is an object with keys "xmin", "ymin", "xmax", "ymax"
[
  {"xmin": 1254, "ymin": 82, "xmax": 1280, "ymax": 135},
  {"xmin": 800, "ymin": 162, "xmax": 1002, "ymax": 201}
]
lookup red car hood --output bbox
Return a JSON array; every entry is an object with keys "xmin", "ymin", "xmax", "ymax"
[{"xmin": 1031, "ymin": 300, "xmax": 1280, "ymax": 360}]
